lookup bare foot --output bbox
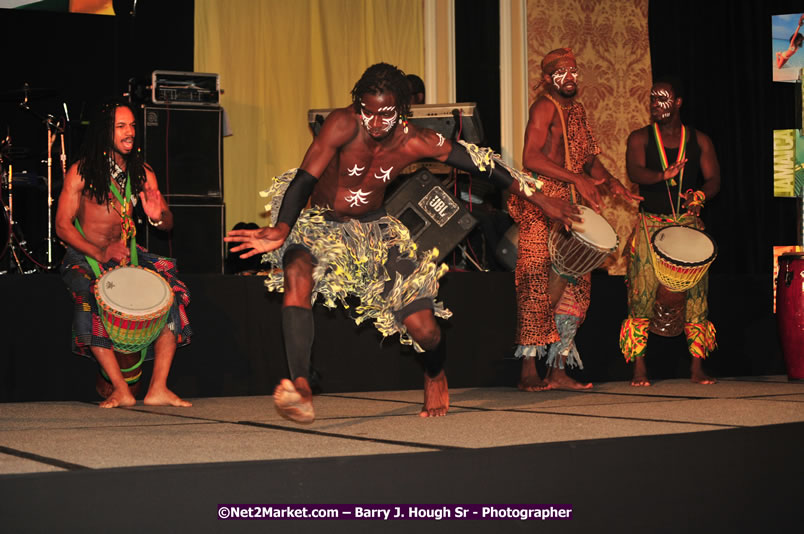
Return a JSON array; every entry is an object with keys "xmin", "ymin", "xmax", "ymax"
[
  {"xmin": 99, "ymin": 386, "xmax": 136, "ymax": 408},
  {"xmin": 274, "ymin": 378, "xmax": 315, "ymax": 424},
  {"xmin": 420, "ymin": 370, "xmax": 449, "ymax": 417},
  {"xmin": 96, "ymin": 375, "xmax": 143, "ymax": 400},
  {"xmin": 690, "ymin": 359, "xmax": 717, "ymax": 385},
  {"xmin": 517, "ymin": 357, "xmax": 550, "ymax": 392},
  {"xmin": 630, "ymin": 357, "xmax": 651, "ymax": 387},
  {"xmin": 143, "ymin": 386, "xmax": 192, "ymax": 407},
  {"xmin": 545, "ymin": 366, "xmax": 593, "ymax": 390}
]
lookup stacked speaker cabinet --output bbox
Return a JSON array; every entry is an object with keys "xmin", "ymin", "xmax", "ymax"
[{"xmin": 142, "ymin": 105, "xmax": 224, "ymax": 273}]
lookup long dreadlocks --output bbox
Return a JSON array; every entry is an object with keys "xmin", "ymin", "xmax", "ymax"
[
  {"xmin": 351, "ymin": 63, "xmax": 412, "ymax": 119},
  {"xmin": 77, "ymin": 99, "xmax": 147, "ymax": 205}
]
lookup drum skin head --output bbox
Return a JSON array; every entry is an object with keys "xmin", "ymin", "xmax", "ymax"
[
  {"xmin": 96, "ymin": 266, "xmax": 172, "ymax": 316},
  {"xmin": 653, "ymin": 226, "xmax": 715, "ymax": 265},
  {"xmin": 572, "ymin": 205, "xmax": 619, "ymax": 251}
]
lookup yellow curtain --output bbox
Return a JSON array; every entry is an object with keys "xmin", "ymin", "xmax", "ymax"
[
  {"xmin": 195, "ymin": 0, "xmax": 424, "ymax": 231},
  {"xmin": 526, "ymin": 0, "xmax": 651, "ymax": 274}
]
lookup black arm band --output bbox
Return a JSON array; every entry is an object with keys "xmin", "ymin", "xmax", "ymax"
[
  {"xmin": 445, "ymin": 142, "xmax": 514, "ymax": 190},
  {"xmin": 276, "ymin": 169, "xmax": 318, "ymax": 228},
  {"xmin": 488, "ymin": 164, "xmax": 514, "ymax": 190}
]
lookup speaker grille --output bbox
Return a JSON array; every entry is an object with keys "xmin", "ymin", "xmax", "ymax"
[{"xmin": 142, "ymin": 106, "xmax": 223, "ymax": 199}]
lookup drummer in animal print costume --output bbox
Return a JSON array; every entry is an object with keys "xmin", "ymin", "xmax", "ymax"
[
  {"xmin": 55, "ymin": 99, "xmax": 192, "ymax": 408},
  {"xmin": 621, "ymin": 76, "xmax": 721, "ymax": 386},
  {"xmin": 510, "ymin": 47, "xmax": 642, "ymax": 391}
]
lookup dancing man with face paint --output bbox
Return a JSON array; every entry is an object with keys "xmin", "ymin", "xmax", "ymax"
[
  {"xmin": 510, "ymin": 48, "xmax": 642, "ymax": 392},
  {"xmin": 225, "ymin": 63, "xmax": 582, "ymax": 423},
  {"xmin": 620, "ymin": 77, "xmax": 720, "ymax": 386}
]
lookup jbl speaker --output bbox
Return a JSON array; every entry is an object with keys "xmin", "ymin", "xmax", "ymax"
[
  {"xmin": 144, "ymin": 203, "xmax": 225, "ymax": 274},
  {"xmin": 142, "ymin": 106, "xmax": 223, "ymax": 199},
  {"xmin": 384, "ymin": 169, "xmax": 477, "ymax": 262}
]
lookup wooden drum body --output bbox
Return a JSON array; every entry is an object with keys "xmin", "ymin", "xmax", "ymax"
[
  {"xmin": 777, "ymin": 253, "xmax": 804, "ymax": 381},
  {"xmin": 549, "ymin": 205, "xmax": 619, "ymax": 278}
]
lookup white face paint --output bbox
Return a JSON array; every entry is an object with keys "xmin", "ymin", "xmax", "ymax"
[
  {"xmin": 360, "ymin": 108, "xmax": 374, "ymax": 130},
  {"xmin": 380, "ymin": 110, "xmax": 398, "ymax": 132},
  {"xmin": 551, "ymin": 67, "xmax": 578, "ymax": 91},
  {"xmin": 373, "ymin": 166, "xmax": 393, "ymax": 182},
  {"xmin": 345, "ymin": 188, "xmax": 371, "ymax": 207},
  {"xmin": 360, "ymin": 94, "xmax": 399, "ymax": 139},
  {"xmin": 650, "ymin": 88, "xmax": 675, "ymax": 121}
]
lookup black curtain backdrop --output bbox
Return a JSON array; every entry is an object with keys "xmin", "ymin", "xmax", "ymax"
[
  {"xmin": 649, "ymin": 0, "xmax": 802, "ymax": 277},
  {"xmin": 455, "ymin": 0, "xmax": 501, "ymax": 152}
]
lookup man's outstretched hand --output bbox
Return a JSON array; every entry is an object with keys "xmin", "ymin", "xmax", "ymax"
[{"xmin": 224, "ymin": 224, "xmax": 291, "ymax": 258}]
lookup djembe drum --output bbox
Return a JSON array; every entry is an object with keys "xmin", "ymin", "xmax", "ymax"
[
  {"xmin": 776, "ymin": 252, "xmax": 804, "ymax": 381},
  {"xmin": 648, "ymin": 225, "xmax": 717, "ymax": 336},
  {"xmin": 93, "ymin": 265, "xmax": 174, "ymax": 397},
  {"xmin": 549, "ymin": 205, "xmax": 619, "ymax": 278}
]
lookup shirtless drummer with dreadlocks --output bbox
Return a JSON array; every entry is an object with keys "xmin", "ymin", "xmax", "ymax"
[{"xmin": 55, "ymin": 99, "xmax": 192, "ymax": 408}]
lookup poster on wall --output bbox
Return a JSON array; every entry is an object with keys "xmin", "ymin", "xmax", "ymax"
[
  {"xmin": 0, "ymin": 0, "xmax": 114, "ymax": 14},
  {"xmin": 773, "ymin": 13, "xmax": 804, "ymax": 82},
  {"xmin": 772, "ymin": 128, "xmax": 804, "ymax": 197}
]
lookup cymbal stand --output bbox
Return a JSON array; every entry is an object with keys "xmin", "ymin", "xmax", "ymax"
[
  {"xmin": 20, "ymin": 92, "xmax": 63, "ymax": 271},
  {"xmin": 46, "ymin": 126, "xmax": 55, "ymax": 269},
  {"xmin": 1, "ymin": 164, "xmax": 38, "ymax": 275}
]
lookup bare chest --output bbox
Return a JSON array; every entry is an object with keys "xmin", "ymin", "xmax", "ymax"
[
  {"xmin": 543, "ymin": 117, "xmax": 567, "ymax": 165},
  {"xmin": 332, "ymin": 143, "xmax": 414, "ymax": 188},
  {"xmin": 315, "ymin": 141, "xmax": 418, "ymax": 214},
  {"xmin": 77, "ymin": 196, "xmax": 131, "ymax": 244}
]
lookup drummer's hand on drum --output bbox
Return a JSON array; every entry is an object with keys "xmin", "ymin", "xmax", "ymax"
[
  {"xmin": 225, "ymin": 223, "xmax": 291, "ymax": 258},
  {"xmin": 101, "ymin": 240, "xmax": 130, "ymax": 264},
  {"xmin": 572, "ymin": 173, "xmax": 604, "ymax": 213},
  {"xmin": 533, "ymin": 193, "xmax": 583, "ymax": 231}
]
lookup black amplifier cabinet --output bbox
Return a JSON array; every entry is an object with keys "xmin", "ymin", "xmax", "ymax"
[
  {"xmin": 142, "ymin": 106, "xmax": 223, "ymax": 200},
  {"xmin": 384, "ymin": 169, "xmax": 477, "ymax": 263},
  {"xmin": 144, "ymin": 203, "xmax": 225, "ymax": 274}
]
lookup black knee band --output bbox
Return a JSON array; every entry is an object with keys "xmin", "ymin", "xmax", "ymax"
[
  {"xmin": 282, "ymin": 306, "xmax": 314, "ymax": 379},
  {"xmin": 394, "ymin": 298, "xmax": 433, "ymax": 324}
]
